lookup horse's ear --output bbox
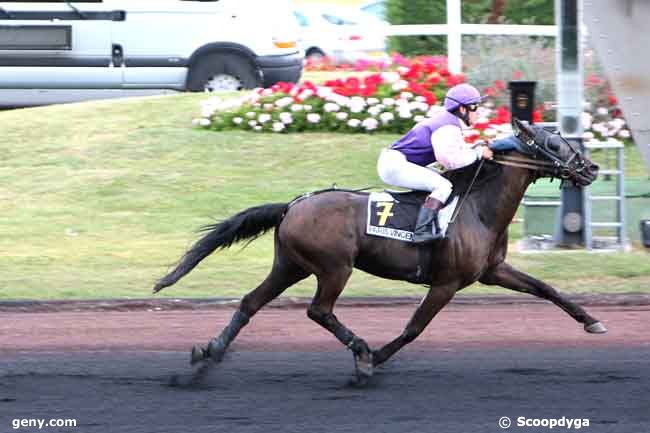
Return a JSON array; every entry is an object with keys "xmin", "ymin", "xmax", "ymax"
[{"xmin": 513, "ymin": 117, "xmax": 533, "ymax": 141}]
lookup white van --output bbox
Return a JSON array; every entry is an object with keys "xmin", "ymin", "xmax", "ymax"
[{"xmin": 0, "ymin": 0, "xmax": 303, "ymax": 91}]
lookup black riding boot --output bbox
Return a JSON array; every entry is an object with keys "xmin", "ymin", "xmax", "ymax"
[{"xmin": 413, "ymin": 196, "xmax": 445, "ymax": 243}]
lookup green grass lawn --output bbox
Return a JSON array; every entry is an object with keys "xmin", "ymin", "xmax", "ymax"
[{"xmin": 0, "ymin": 93, "xmax": 648, "ymax": 300}]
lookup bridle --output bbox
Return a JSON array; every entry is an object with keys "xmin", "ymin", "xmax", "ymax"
[{"xmin": 492, "ymin": 121, "xmax": 587, "ymax": 182}]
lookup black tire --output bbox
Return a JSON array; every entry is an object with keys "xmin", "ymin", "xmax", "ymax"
[
  {"xmin": 186, "ymin": 53, "xmax": 260, "ymax": 92},
  {"xmin": 305, "ymin": 47, "xmax": 326, "ymax": 60}
]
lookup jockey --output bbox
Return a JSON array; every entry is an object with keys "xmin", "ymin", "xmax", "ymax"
[{"xmin": 377, "ymin": 83, "xmax": 494, "ymax": 243}]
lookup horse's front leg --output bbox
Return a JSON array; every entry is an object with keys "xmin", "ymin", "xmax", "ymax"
[
  {"xmin": 480, "ymin": 261, "xmax": 607, "ymax": 333},
  {"xmin": 373, "ymin": 283, "xmax": 456, "ymax": 367}
]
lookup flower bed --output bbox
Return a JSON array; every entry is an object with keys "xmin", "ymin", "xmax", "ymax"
[{"xmin": 195, "ymin": 55, "xmax": 631, "ymax": 146}]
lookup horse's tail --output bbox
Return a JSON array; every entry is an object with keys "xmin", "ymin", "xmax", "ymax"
[{"xmin": 153, "ymin": 202, "xmax": 288, "ymax": 293}]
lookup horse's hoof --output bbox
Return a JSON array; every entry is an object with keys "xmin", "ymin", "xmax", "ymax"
[
  {"xmin": 354, "ymin": 350, "xmax": 374, "ymax": 380},
  {"xmin": 585, "ymin": 322, "xmax": 608, "ymax": 334},
  {"xmin": 190, "ymin": 345, "xmax": 207, "ymax": 365}
]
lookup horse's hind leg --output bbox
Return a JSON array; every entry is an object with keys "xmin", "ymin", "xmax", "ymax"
[
  {"xmin": 193, "ymin": 253, "xmax": 310, "ymax": 364},
  {"xmin": 306, "ymin": 267, "xmax": 373, "ymax": 381}
]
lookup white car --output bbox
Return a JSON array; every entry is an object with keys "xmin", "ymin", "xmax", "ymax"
[
  {"xmin": 359, "ymin": 0, "xmax": 386, "ymax": 21},
  {"xmin": 293, "ymin": 6, "xmax": 387, "ymax": 64},
  {"xmin": 0, "ymin": 0, "xmax": 302, "ymax": 91}
]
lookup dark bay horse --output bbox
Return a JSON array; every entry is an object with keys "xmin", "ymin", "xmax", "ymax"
[{"xmin": 154, "ymin": 119, "xmax": 604, "ymax": 381}]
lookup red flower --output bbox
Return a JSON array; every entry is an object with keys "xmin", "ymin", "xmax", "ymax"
[
  {"xmin": 494, "ymin": 106, "xmax": 511, "ymax": 124},
  {"xmin": 494, "ymin": 80, "xmax": 506, "ymax": 91},
  {"xmin": 363, "ymin": 73, "xmax": 383, "ymax": 87},
  {"xmin": 512, "ymin": 70, "xmax": 523, "ymax": 80},
  {"xmin": 345, "ymin": 76, "xmax": 361, "ymax": 89},
  {"xmin": 484, "ymin": 87, "xmax": 497, "ymax": 97},
  {"xmin": 533, "ymin": 110, "xmax": 543, "ymax": 123},
  {"xmin": 607, "ymin": 94, "xmax": 618, "ymax": 106},
  {"xmin": 586, "ymin": 73, "xmax": 603, "ymax": 87},
  {"xmin": 426, "ymin": 74, "xmax": 441, "ymax": 86},
  {"xmin": 360, "ymin": 85, "xmax": 377, "ymax": 97},
  {"xmin": 422, "ymin": 91, "xmax": 437, "ymax": 105}
]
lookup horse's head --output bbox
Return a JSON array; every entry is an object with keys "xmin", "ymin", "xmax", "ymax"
[{"xmin": 512, "ymin": 118, "xmax": 599, "ymax": 186}]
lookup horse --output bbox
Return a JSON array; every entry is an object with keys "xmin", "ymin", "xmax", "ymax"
[{"xmin": 154, "ymin": 119, "xmax": 603, "ymax": 382}]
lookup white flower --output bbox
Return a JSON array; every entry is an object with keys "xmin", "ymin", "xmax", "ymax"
[
  {"xmin": 362, "ymin": 117, "xmax": 379, "ymax": 131},
  {"xmin": 400, "ymin": 91, "xmax": 414, "ymax": 100},
  {"xmin": 279, "ymin": 112, "xmax": 293, "ymax": 124},
  {"xmin": 275, "ymin": 97, "xmax": 293, "ymax": 108},
  {"xmin": 272, "ymin": 122, "xmax": 285, "ymax": 132},
  {"xmin": 246, "ymin": 112, "xmax": 256, "ymax": 119},
  {"xmin": 484, "ymin": 128, "xmax": 498, "ymax": 137},
  {"xmin": 248, "ymin": 120, "xmax": 258, "ymax": 127},
  {"xmin": 263, "ymin": 103, "xmax": 274, "ymax": 111},
  {"xmin": 581, "ymin": 112, "xmax": 593, "ymax": 130},
  {"xmin": 233, "ymin": 117, "xmax": 243, "ymax": 125},
  {"xmin": 415, "ymin": 95, "xmax": 427, "ymax": 103},
  {"xmin": 380, "ymin": 71, "xmax": 400, "ymax": 84},
  {"xmin": 367, "ymin": 98, "xmax": 380, "ymax": 106},
  {"xmin": 398, "ymin": 109, "xmax": 412, "ymax": 119},
  {"xmin": 258, "ymin": 113, "xmax": 272, "ymax": 124},
  {"xmin": 391, "ymin": 80, "xmax": 409, "ymax": 91},
  {"xmin": 192, "ymin": 118, "xmax": 201, "ymax": 126},
  {"xmin": 254, "ymin": 125, "xmax": 262, "ymax": 131},
  {"xmin": 582, "ymin": 131, "xmax": 595, "ymax": 140},
  {"xmin": 298, "ymin": 89, "xmax": 314, "ymax": 100},
  {"xmin": 324, "ymin": 103, "xmax": 341, "ymax": 113},
  {"xmin": 290, "ymin": 104, "xmax": 303, "ymax": 112},
  {"xmin": 609, "ymin": 118, "xmax": 625, "ymax": 130},
  {"xmin": 382, "ymin": 98, "xmax": 396, "ymax": 107},
  {"xmin": 317, "ymin": 87, "xmax": 334, "ymax": 98},
  {"xmin": 368, "ymin": 106, "xmax": 382, "ymax": 116},
  {"xmin": 619, "ymin": 129, "xmax": 631, "ymax": 138},
  {"xmin": 409, "ymin": 101, "xmax": 429, "ymax": 112},
  {"xmin": 597, "ymin": 107, "xmax": 609, "ymax": 116},
  {"xmin": 304, "ymin": 105, "xmax": 313, "ymax": 112},
  {"xmin": 347, "ymin": 118, "xmax": 361, "ymax": 128},
  {"xmin": 397, "ymin": 66, "xmax": 410, "ymax": 74},
  {"xmin": 592, "ymin": 122, "xmax": 607, "ymax": 135},
  {"xmin": 350, "ymin": 101, "xmax": 365, "ymax": 114},
  {"xmin": 261, "ymin": 89, "xmax": 274, "ymax": 96},
  {"xmin": 379, "ymin": 112, "xmax": 394, "ymax": 124},
  {"xmin": 414, "ymin": 115, "xmax": 425, "ymax": 123},
  {"xmin": 307, "ymin": 113, "xmax": 321, "ymax": 123},
  {"xmin": 336, "ymin": 112, "xmax": 349, "ymax": 121},
  {"xmin": 199, "ymin": 118, "xmax": 211, "ymax": 127}
]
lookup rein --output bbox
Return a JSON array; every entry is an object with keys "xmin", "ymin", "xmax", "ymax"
[
  {"xmin": 449, "ymin": 158, "xmax": 485, "ymax": 224},
  {"xmin": 491, "ymin": 154, "xmax": 556, "ymax": 172}
]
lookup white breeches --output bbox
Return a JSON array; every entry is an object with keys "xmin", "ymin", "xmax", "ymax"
[{"xmin": 377, "ymin": 149, "xmax": 453, "ymax": 203}]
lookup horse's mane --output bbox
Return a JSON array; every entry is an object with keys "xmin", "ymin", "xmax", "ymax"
[{"xmin": 442, "ymin": 159, "xmax": 503, "ymax": 196}]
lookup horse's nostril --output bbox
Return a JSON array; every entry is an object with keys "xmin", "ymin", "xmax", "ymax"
[{"xmin": 591, "ymin": 163, "xmax": 600, "ymax": 171}]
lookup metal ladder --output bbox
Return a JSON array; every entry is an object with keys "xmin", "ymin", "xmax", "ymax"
[{"xmin": 583, "ymin": 140, "xmax": 627, "ymax": 250}]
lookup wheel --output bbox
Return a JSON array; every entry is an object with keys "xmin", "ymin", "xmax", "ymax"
[
  {"xmin": 187, "ymin": 53, "xmax": 260, "ymax": 92},
  {"xmin": 305, "ymin": 47, "xmax": 326, "ymax": 61}
]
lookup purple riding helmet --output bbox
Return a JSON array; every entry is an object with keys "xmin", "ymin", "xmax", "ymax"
[{"xmin": 444, "ymin": 83, "xmax": 484, "ymax": 112}]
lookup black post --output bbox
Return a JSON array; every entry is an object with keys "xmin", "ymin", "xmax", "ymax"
[{"xmin": 508, "ymin": 81, "xmax": 537, "ymax": 124}]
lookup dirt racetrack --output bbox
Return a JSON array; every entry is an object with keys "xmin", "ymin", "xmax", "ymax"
[{"xmin": 1, "ymin": 300, "xmax": 649, "ymax": 432}]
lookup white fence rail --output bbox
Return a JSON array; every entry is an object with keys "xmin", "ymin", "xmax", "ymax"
[{"xmin": 379, "ymin": 0, "xmax": 557, "ymax": 74}]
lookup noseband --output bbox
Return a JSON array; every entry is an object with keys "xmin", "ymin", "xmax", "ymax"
[{"xmin": 492, "ymin": 127, "xmax": 586, "ymax": 181}]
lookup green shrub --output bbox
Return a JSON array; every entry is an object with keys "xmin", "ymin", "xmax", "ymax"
[{"xmin": 386, "ymin": 0, "xmax": 446, "ymax": 56}]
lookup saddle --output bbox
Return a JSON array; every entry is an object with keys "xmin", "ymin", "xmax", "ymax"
[{"xmin": 366, "ymin": 190, "xmax": 459, "ymax": 242}]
